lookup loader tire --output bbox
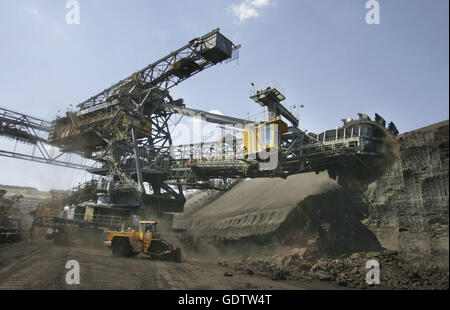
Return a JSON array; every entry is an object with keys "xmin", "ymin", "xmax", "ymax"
[
  {"xmin": 112, "ymin": 238, "xmax": 134, "ymax": 257},
  {"xmin": 173, "ymin": 247, "xmax": 182, "ymax": 263}
]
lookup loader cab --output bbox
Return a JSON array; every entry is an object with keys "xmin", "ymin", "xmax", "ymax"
[{"xmin": 139, "ymin": 221, "xmax": 157, "ymax": 235}]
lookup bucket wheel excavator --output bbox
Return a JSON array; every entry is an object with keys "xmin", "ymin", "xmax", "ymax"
[{"xmin": 0, "ymin": 28, "xmax": 398, "ymax": 249}]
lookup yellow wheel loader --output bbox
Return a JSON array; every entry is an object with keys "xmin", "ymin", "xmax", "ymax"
[{"xmin": 105, "ymin": 221, "xmax": 182, "ymax": 262}]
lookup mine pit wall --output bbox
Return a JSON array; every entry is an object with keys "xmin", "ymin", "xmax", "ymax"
[
  {"xmin": 364, "ymin": 121, "xmax": 449, "ymax": 268},
  {"xmin": 0, "ymin": 185, "xmax": 51, "ymax": 231}
]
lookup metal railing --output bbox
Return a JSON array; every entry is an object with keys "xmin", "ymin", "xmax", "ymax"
[{"xmin": 70, "ymin": 213, "xmax": 131, "ymax": 227}]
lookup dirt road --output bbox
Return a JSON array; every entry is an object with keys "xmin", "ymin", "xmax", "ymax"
[{"xmin": 0, "ymin": 241, "xmax": 341, "ymax": 290}]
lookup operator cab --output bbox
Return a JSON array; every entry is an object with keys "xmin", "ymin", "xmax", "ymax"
[{"xmin": 139, "ymin": 221, "xmax": 157, "ymax": 234}]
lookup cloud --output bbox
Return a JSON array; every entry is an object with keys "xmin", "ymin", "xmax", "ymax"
[
  {"xmin": 229, "ymin": 0, "xmax": 273, "ymax": 23},
  {"xmin": 26, "ymin": 7, "xmax": 46, "ymax": 24},
  {"xmin": 24, "ymin": 5, "xmax": 69, "ymax": 41},
  {"xmin": 209, "ymin": 109, "xmax": 224, "ymax": 115}
]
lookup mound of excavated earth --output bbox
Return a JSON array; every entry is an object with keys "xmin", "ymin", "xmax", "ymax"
[
  {"xmin": 175, "ymin": 172, "xmax": 337, "ymax": 238},
  {"xmin": 174, "ymin": 172, "xmax": 384, "ymax": 254},
  {"xmin": 231, "ymin": 249, "xmax": 449, "ymax": 289}
]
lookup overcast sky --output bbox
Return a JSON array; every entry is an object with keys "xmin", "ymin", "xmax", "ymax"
[{"xmin": 0, "ymin": 0, "xmax": 448, "ymax": 191}]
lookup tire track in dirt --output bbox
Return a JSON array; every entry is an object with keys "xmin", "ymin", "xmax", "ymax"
[
  {"xmin": 62, "ymin": 247, "xmax": 145, "ymax": 289},
  {"xmin": 0, "ymin": 243, "xmax": 68, "ymax": 289},
  {"xmin": 153, "ymin": 260, "xmax": 182, "ymax": 289},
  {"xmin": 0, "ymin": 242, "xmax": 337, "ymax": 290}
]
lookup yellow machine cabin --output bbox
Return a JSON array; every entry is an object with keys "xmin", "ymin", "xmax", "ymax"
[{"xmin": 243, "ymin": 118, "xmax": 288, "ymax": 155}]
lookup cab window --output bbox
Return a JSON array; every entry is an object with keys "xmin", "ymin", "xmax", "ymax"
[{"xmin": 265, "ymin": 125, "xmax": 272, "ymax": 146}]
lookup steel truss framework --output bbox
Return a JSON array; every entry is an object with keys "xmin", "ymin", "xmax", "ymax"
[
  {"xmin": 38, "ymin": 29, "xmax": 241, "ymax": 214},
  {"xmin": 0, "ymin": 107, "xmax": 92, "ymax": 170},
  {"xmin": 0, "ymin": 27, "xmax": 398, "ymax": 221},
  {"xmin": 77, "ymin": 29, "xmax": 240, "ymax": 110}
]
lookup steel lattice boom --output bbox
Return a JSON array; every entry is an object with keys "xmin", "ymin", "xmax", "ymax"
[
  {"xmin": 0, "ymin": 107, "xmax": 92, "ymax": 170},
  {"xmin": 41, "ymin": 29, "xmax": 242, "ymax": 215},
  {"xmin": 77, "ymin": 29, "xmax": 240, "ymax": 110}
]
